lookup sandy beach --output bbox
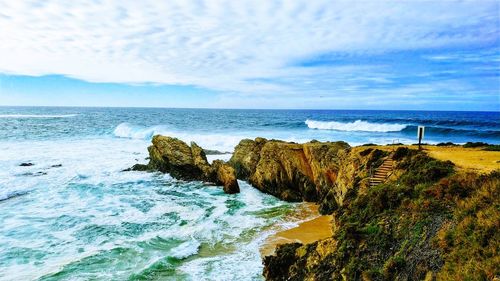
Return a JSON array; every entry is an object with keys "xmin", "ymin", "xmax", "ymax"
[{"xmin": 261, "ymin": 204, "xmax": 333, "ymax": 257}]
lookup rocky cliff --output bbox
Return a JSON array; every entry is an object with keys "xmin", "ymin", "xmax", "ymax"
[
  {"xmin": 229, "ymin": 138, "xmax": 350, "ymax": 202},
  {"xmin": 229, "ymin": 138, "xmax": 389, "ymax": 212},
  {"xmin": 263, "ymin": 147, "xmax": 499, "ymax": 280},
  {"xmin": 132, "ymin": 135, "xmax": 239, "ymax": 194}
]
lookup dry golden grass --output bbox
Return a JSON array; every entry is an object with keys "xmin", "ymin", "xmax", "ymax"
[
  {"xmin": 357, "ymin": 145, "xmax": 500, "ymax": 173},
  {"xmin": 423, "ymin": 145, "xmax": 500, "ymax": 173}
]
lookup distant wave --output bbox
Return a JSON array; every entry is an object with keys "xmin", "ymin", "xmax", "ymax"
[
  {"xmin": 0, "ymin": 114, "xmax": 78, "ymax": 118},
  {"xmin": 305, "ymin": 119, "xmax": 407, "ymax": 132},
  {"xmin": 113, "ymin": 122, "xmax": 243, "ymax": 152},
  {"xmin": 113, "ymin": 122, "xmax": 159, "ymax": 139}
]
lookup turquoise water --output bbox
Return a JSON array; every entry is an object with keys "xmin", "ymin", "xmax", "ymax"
[
  {"xmin": 0, "ymin": 137, "xmax": 303, "ymax": 280},
  {"xmin": 0, "ymin": 107, "xmax": 498, "ymax": 280}
]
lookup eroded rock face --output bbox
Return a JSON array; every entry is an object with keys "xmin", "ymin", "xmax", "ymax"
[
  {"xmin": 228, "ymin": 137, "xmax": 267, "ymax": 180},
  {"xmin": 147, "ymin": 135, "xmax": 208, "ymax": 181},
  {"xmin": 229, "ymin": 138, "xmax": 351, "ymax": 202},
  {"xmin": 139, "ymin": 135, "xmax": 239, "ymax": 194},
  {"xmin": 212, "ymin": 160, "xmax": 240, "ymax": 194}
]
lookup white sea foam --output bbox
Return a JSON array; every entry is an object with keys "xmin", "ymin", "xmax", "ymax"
[
  {"xmin": 113, "ymin": 122, "xmax": 159, "ymax": 140},
  {"xmin": 0, "ymin": 114, "xmax": 78, "ymax": 118},
  {"xmin": 0, "ymin": 136, "xmax": 297, "ymax": 280},
  {"xmin": 305, "ymin": 119, "xmax": 407, "ymax": 132},
  {"xmin": 113, "ymin": 122, "xmax": 244, "ymax": 152},
  {"xmin": 170, "ymin": 239, "xmax": 201, "ymax": 259}
]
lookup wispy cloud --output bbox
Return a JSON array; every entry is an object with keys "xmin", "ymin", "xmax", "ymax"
[{"xmin": 0, "ymin": 0, "xmax": 498, "ymax": 109}]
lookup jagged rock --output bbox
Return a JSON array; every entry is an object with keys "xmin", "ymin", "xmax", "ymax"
[
  {"xmin": 213, "ymin": 160, "xmax": 240, "ymax": 194},
  {"xmin": 147, "ymin": 135, "xmax": 201, "ymax": 179},
  {"xmin": 229, "ymin": 138, "xmax": 350, "ymax": 202},
  {"xmin": 228, "ymin": 137, "xmax": 268, "ymax": 180},
  {"xmin": 123, "ymin": 164, "xmax": 149, "ymax": 172},
  {"xmin": 190, "ymin": 141, "xmax": 213, "ymax": 180},
  {"xmin": 263, "ymin": 243, "xmax": 303, "ymax": 280},
  {"xmin": 134, "ymin": 135, "xmax": 239, "ymax": 194}
]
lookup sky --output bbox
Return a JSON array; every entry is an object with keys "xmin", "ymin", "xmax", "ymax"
[{"xmin": 0, "ymin": 0, "xmax": 499, "ymax": 110}]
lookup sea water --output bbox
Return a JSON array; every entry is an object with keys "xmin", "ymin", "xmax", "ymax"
[{"xmin": 0, "ymin": 107, "xmax": 498, "ymax": 280}]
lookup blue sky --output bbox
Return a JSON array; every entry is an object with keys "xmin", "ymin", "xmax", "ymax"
[{"xmin": 0, "ymin": 1, "xmax": 499, "ymax": 110}]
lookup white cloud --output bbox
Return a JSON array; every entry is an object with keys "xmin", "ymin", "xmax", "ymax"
[{"xmin": 0, "ymin": 0, "xmax": 498, "ymax": 94}]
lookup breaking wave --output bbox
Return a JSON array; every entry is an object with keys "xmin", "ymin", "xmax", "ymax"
[
  {"xmin": 113, "ymin": 122, "xmax": 159, "ymax": 140},
  {"xmin": 305, "ymin": 119, "xmax": 407, "ymax": 132},
  {"xmin": 112, "ymin": 122, "xmax": 242, "ymax": 152}
]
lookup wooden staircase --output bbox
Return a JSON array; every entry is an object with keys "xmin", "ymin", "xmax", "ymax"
[{"xmin": 370, "ymin": 152, "xmax": 394, "ymax": 187}]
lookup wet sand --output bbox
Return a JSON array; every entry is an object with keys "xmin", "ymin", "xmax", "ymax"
[{"xmin": 260, "ymin": 204, "xmax": 333, "ymax": 257}]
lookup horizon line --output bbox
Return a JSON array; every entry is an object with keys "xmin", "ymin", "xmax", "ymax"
[{"xmin": 0, "ymin": 104, "xmax": 498, "ymax": 113}]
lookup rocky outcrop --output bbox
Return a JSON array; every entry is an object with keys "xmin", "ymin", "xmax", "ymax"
[
  {"xmin": 229, "ymin": 138, "xmax": 394, "ymax": 212},
  {"xmin": 212, "ymin": 160, "xmax": 240, "ymax": 194},
  {"xmin": 229, "ymin": 138, "xmax": 351, "ymax": 202},
  {"xmin": 134, "ymin": 135, "xmax": 239, "ymax": 194},
  {"xmin": 229, "ymin": 137, "xmax": 267, "ymax": 180}
]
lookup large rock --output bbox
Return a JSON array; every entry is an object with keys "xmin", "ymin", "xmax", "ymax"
[
  {"xmin": 229, "ymin": 138, "xmax": 350, "ymax": 202},
  {"xmin": 141, "ymin": 135, "xmax": 239, "ymax": 194},
  {"xmin": 212, "ymin": 160, "xmax": 240, "ymax": 194},
  {"xmin": 228, "ymin": 137, "xmax": 267, "ymax": 180},
  {"xmin": 147, "ymin": 135, "xmax": 208, "ymax": 181}
]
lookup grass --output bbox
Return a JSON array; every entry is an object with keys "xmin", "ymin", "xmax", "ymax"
[{"xmin": 337, "ymin": 151, "xmax": 499, "ymax": 280}]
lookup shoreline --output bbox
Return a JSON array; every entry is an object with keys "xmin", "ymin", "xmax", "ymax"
[{"xmin": 260, "ymin": 204, "xmax": 333, "ymax": 257}]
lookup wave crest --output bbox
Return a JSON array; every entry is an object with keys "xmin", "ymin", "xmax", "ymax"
[
  {"xmin": 112, "ymin": 123, "xmax": 241, "ymax": 152},
  {"xmin": 113, "ymin": 123, "xmax": 158, "ymax": 139},
  {"xmin": 305, "ymin": 119, "xmax": 407, "ymax": 132}
]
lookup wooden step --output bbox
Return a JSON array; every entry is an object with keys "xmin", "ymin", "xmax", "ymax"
[
  {"xmin": 378, "ymin": 165, "xmax": 392, "ymax": 169},
  {"xmin": 376, "ymin": 168, "xmax": 391, "ymax": 171}
]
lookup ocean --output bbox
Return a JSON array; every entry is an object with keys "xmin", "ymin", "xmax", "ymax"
[{"xmin": 0, "ymin": 107, "xmax": 499, "ymax": 280}]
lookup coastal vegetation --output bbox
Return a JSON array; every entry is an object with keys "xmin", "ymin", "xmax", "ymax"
[{"xmin": 262, "ymin": 146, "xmax": 499, "ymax": 280}]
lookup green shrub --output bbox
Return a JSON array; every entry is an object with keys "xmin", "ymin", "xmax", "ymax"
[
  {"xmin": 483, "ymin": 145, "xmax": 500, "ymax": 151},
  {"xmin": 359, "ymin": 148, "xmax": 373, "ymax": 157},
  {"xmin": 393, "ymin": 147, "xmax": 418, "ymax": 161},
  {"xmin": 463, "ymin": 141, "xmax": 489, "ymax": 148},
  {"xmin": 398, "ymin": 153, "xmax": 454, "ymax": 187},
  {"xmin": 436, "ymin": 142, "xmax": 457, "ymax": 146}
]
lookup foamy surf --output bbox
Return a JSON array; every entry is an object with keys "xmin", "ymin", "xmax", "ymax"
[
  {"xmin": 113, "ymin": 122, "xmax": 245, "ymax": 152},
  {"xmin": 170, "ymin": 239, "xmax": 201, "ymax": 259},
  {"xmin": 305, "ymin": 119, "xmax": 407, "ymax": 132},
  {"xmin": 113, "ymin": 122, "xmax": 160, "ymax": 140}
]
